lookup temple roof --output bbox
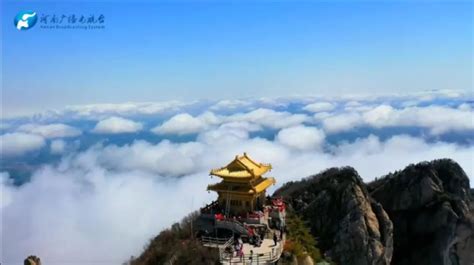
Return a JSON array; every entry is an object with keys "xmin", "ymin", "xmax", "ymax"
[
  {"xmin": 207, "ymin": 177, "xmax": 276, "ymax": 194},
  {"xmin": 253, "ymin": 177, "xmax": 276, "ymax": 193},
  {"xmin": 210, "ymin": 153, "xmax": 272, "ymax": 179}
]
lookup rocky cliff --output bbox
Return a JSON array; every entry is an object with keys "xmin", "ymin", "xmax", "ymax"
[
  {"xmin": 275, "ymin": 167, "xmax": 394, "ymax": 265},
  {"xmin": 368, "ymin": 159, "xmax": 473, "ymax": 265},
  {"xmin": 275, "ymin": 159, "xmax": 473, "ymax": 265},
  {"xmin": 132, "ymin": 159, "xmax": 473, "ymax": 265}
]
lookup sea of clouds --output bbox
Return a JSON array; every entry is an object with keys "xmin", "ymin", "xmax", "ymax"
[{"xmin": 1, "ymin": 90, "xmax": 473, "ymax": 264}]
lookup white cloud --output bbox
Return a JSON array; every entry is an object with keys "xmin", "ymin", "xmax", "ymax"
[
  {"xmin": 0, "ymin": 133, "xmax": 46, "ymax": 156},
  {"xmin": 1, "ymin": 172, "xmax": 13, "ymax": 208},
  {"xmin": 96, "ymin": 140, "xmax": 206, "ymax": 176},
  {"xmin": 63, "ymin": 101, "xmax": 187, "ymax": 118},
  {"xmin": 50, "ymin": 139, "xmax": 66, "ymax": 154},
  {"xmin": 1, "ymin": 162, "xmax": 215, "ymax": 265},
  {"xmin": 400, "ymin": 100, "xmax": 420, "ymax": 108},
  {"xmin": 92, "ymin": 117, "xmax": 143, "ymax": 134},
  {"xmin": 6, "ymin": 89, "xmax": 472, "ymax": 121},
  {"xmin": 345, "ymin": 101, "xmax": 361, "ymax": 107},
  {"xmin": 196, "ymin": 124, "xmax": 252, "ymax": 146},
  {"xmin": 327, "ymin": 134, "xmax": 474, "ymax": 182},
  {"xmin": 209, "ymin": 98, "xmax": 288, "ymax": 112},
  {"xmin": 151, "ymin": 112, "xmax": 220, "ymax": 135},
  {"xmin": 303, "ymin": 102, "xmax": 335, "ymax": 112},
  {"xmin": 209, "ymin": 99, "xmax": 253, "ymax": 111},
  {"xmin": 218, "ymin": 121, "xmax": 262, "ymax": 133},
  {"xmin": 276, "ymin": 126, "xmax": 325, "ymax": 150},
  {"xmin": 363, "ymin": 105, "xmax": 394, "ymax": 125},
  {"xmin": 458, "ymin": 103, "xmax": 471, "ymax": 111},
  {"xmin": 362, "ymin": 105, "xmax": 474, "ymax": 134},
  {"xmin": 320, "ymin": 104, "xmax": 474, "ymax": 135},
  {"xmin": 151, "ymin": 109, "xmax": 308, "ymax": 135},
  {"xmin": 0, "ymin": 122, "xmax": 11, "ymax": 130},
  {"xmin": 313, "ymin": 112, "xmax": 332, "ymax": 121},
  {"xmin": 2, "ymin": 92, "xmax": 474, "ymax": 264},
  {"xmin": 322, "ymin": 113, "xmax": 363, "ymax": 133},
  {"xmin": 17, "ymin": 123, "xmax": 81, "ymax": 138},
  {"xmin": 2, "ymin": 129, "xmax": 473, "ymax": 264},
  {"xmin": 227, "ymin": 108, "xmax": 309, "ymax": 129}
]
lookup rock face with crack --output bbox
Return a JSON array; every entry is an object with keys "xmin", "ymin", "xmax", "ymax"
[
  {"xmin": 368, "ymin": 159, "xmax": 473, "ymax": 265},
  {"xmin": 275, "ymin": 167, "xmax": 394, "ymax": 265}
]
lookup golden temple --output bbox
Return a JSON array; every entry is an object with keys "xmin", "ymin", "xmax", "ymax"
[{"xmin": 207, "ymin": 153, "xmax": 275, "ymax": 214}]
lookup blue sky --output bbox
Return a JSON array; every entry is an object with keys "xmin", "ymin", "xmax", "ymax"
[{"xmin": 2, "ymin": 1, "xmax": 472, "ymax": 116}]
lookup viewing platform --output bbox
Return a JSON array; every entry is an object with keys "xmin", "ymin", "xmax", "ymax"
[
  {"xmin": 202, "ymin": 233, "xmax": 285, "ymax": 265},
  {"xmin": 194, "ymin": 153, "xmax": 286, "ymax": 264}
]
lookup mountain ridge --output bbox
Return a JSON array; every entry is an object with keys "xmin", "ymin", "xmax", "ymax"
[{"xmin": 130, "ymin": 158, "xmax": 473, "ymax": 265}]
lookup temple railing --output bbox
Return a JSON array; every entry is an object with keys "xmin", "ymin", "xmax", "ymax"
[
  {"xmin": 219, "ymin": 240, "xmax": 284, "ymax": 265},
  {"xmin": 201, "ymin": 236, "xmax": 233, "ymax": 248}
]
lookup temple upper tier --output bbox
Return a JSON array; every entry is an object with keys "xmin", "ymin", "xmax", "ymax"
[{"xmin": 210, "ymin": 152, "xmax": 272, "ymax": 180}]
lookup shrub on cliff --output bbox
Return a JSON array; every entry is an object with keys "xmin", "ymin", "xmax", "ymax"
[
  {"xmin": 284, "ymin": 213, "xmax": 324, "ymax": 262},
  {"xmin": 130, "ymin": 211, "xmax": 219, "ymax": 265}
]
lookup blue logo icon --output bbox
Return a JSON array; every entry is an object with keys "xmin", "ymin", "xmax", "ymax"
[{"xmin": 14, "ymin": 10, "xmax": 38, "ymax": 31}]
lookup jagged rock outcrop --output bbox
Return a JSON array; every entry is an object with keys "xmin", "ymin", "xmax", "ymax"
[
  {"xmin": 131, "ymin": 159, "xmax": 472, "ymax": 265},
  {"xmin": 275, "ymin": 167, "xmax": 393, "ymax": 265},
  {"xmin": 24, "ymin": 255, "xmax": 41, "ymax": 265},
  {"xmin": 368, "ymin": 159, "xmax": 474, "ymax": 265}
]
